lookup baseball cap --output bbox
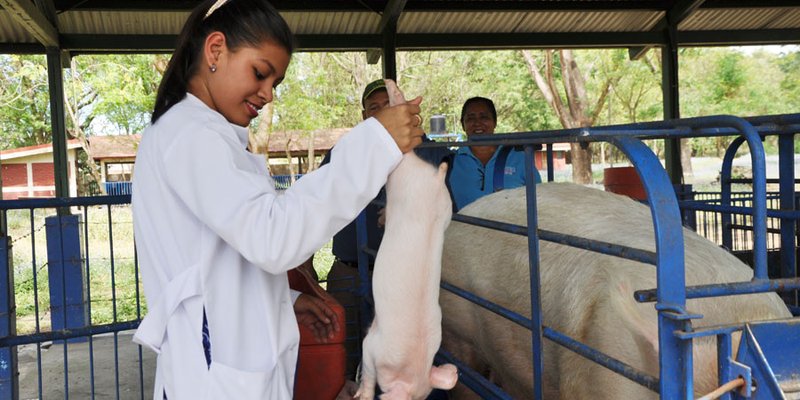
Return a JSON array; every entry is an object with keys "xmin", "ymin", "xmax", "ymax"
[{"xmin": 361, "ymin": 79, "xmax": 387, "ymax": 108}]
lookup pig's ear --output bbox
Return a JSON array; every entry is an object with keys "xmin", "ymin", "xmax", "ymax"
[{"xmin": 614, "ymin": 281, "xmax": 660, "ymax": 375}]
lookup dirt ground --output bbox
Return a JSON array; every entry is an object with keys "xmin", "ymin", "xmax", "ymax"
[{"xmin": 17, "ymin": 331, "xmax": 155, "ymax": 400}]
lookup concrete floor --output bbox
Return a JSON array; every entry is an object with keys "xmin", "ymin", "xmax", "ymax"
[{"xmin": 17, "ymin": 331, "xmax": 156, "ymax": 400}]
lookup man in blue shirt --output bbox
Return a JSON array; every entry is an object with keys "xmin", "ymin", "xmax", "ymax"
[{"xmin": 448, "ymin": 97, "xmax": 542, "ymax": 211}]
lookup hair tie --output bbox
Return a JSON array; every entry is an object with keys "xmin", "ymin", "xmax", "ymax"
[{"xmin": 204, "ymin": 0, "xmax": 228, "ymax": 19}]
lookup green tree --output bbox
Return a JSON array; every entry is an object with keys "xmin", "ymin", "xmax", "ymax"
[
  {"xmin": 779, "ymin": 51, "xmax": 800, "ymax": 110},
  {"xmin": 0, "ymin": 55, "xmax": 50, "ymax": 149},
  {"xmin": 66, "ymin": 54, "xmax": 166, "ymax": 135}
]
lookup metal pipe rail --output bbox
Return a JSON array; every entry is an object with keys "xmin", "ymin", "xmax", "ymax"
[{"xmin": 0, "ymin": 194, "xmax": 145, "ymax": 400}]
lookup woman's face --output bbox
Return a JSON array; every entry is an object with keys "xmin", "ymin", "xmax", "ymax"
[
  {"xmin": 461, "ymin": 101, "xmax": 496, "ymax": 137},
  {"xmin": 207, "ymin": 40, "xmax": 290, "ymax": 127}
]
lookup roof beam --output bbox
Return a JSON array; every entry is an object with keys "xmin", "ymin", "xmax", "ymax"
[
  {"xmin": 678, "ymin": 28, "xmax": 800, "ymax": 46},
  {"xmin": 378, "ymin": 0, "xmax": 407, "ymax": 33},
  {"xmin": 0, "ymin": 0, "xmax": 59, "ymax": 47},
  {"xmin": 51, "ymin": 0, "xmax": 385, "ymax": 12},
  {"xmin": 49, "ymin": 0, "xmax": 669, "ymax": 13},
  {"xmin": 34, "ymin": 0, "xmax": 56, "ymax": 21},
  {"xmin": 629, "ymin": 0, "xmax": 706, "ymax": 60},
  {"xmin": 367, "ymin": 0, "xmax": 406, "ymax": 64}
]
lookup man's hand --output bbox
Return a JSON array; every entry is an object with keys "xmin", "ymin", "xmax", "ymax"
[
  {"xmin": 294, "ymin": 293, "xmax": 341, "ymax": 343},
  {"xmin": 374, "ymin": 79, "xmax": 424, "ymax": 154}
]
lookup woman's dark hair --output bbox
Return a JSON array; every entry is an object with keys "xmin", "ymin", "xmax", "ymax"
[
  {"xmin": 460, "ymin": 97, "xmax": 497, "ymax": 125},
  {"xmin": 152, "ymin": 0, "xmax": 295, "ymax": 123}
]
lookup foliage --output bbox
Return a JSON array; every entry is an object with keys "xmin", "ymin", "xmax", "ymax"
[
  {"xmin": 66, "ymin": 54, "xmax": 166, "ymax": 135},
  {"xmin": 2, "ymin": 47, "xmax": 799, "ymax": 159},
  {"xmin": 0, "ymin": 54, "xmax": 165, "ymax": 152},
  {"xmin": 0, "ymin": 55, "xmax": 50, "ymax": 149},
  {"xmin": 680, "ymin": 47, "xmax": 794, "ymax": 157}
]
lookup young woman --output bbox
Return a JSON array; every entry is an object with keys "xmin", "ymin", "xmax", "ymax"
[{"xmin": 131, "ymin": 0, "xmax": 424, "ymax": 398}]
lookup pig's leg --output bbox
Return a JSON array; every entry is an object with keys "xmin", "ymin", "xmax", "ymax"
[
  {"xmin": 439, "ymin": 334, "xmax": 485, "ymax": 399},
  {"xmin": 356, "ymin": 333, "xmax": 378, "ymax": 400},
  {"xmin": 378, "ymin": 382, "xmax": 412, "ymax": 400},
  {"xmin": 429, "ymin": 364, "xmax": 458, "ymax": 389}
]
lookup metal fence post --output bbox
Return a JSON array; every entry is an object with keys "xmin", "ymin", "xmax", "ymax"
[
  {"xmin": 45, "ymin": 214, "xmax": 88, "ymax": 343},
  {"xmin": 0, "ymin": 236, "xmax": 19, "ymax": 399}
]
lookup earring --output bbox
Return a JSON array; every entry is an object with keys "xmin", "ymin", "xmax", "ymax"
[{"xmin": 210, "ymin": 64, "xmax": 217, "ymax": 73}]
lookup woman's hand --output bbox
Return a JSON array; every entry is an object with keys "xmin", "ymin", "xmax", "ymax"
[
  {"xmin": 374, "ymin": 97, "xmax": 425, "ymax": 154},
  {"xmin": 294, "ymin": 293, "xmax": 341, "ymax": 343}
]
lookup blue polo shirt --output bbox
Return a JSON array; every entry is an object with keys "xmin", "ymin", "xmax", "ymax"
[{"xmin": 448, "ymin": 145, "xmax": 541, "ymax": 211}]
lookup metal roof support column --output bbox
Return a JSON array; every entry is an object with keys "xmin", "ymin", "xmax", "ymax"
[
  {"xmin": 0, "ymin": 162, "xmax": 4, "ymax": 236},
  {"xmin": 382, "ymin": 19, "xmax": 397, "ymax": 81},
  {"xmin": 661, "ymin": 23, "xmax": 683, "ymax": 184},
  {"xmin": 46, "ymin": 48, "xmax": 70, "ymax": 202},
  {"xmin": 377, "ymin": 0, "xmax": 406, "ymax": 81},
  {"xmin": 779, "ymin": 133, "xmax": 797, "ymax": 306}
]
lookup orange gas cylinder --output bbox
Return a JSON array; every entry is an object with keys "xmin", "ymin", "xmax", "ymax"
[
  {"xmin": 288, "ymin": 266, "xmax": 347, "ymax": 400},
  {"xmin": 603, "ymin": 166, "xmax": 647, "ymax": 201}
]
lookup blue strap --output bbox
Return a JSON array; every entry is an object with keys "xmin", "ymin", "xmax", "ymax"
[{"xmin": 492, "ymin": 146, "xmax": 512, "ymax": 192}]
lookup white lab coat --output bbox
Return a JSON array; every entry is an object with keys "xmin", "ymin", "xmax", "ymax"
[{"xmin": 132, "ymin": 94, "xmax": 401, "ymax": 399}]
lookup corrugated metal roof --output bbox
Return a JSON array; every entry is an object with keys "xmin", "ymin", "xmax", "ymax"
[
  {"xmin": 399, "ymin": 12, "xmax": 527, "ymax": 34},
  {"xmin": 680, "ymin": 7, "xmax": 800, "ymax": 31},
  {"xmin": 769, "ymin": 8, "xmax": 800, "ymax": 29},
  {"xmin": 0, "ymin": 13, "xmax": 36, "ymax": 43},
  {"xmin": 282, "ymin": 12, "xmax": 380, "ymax": 35},
  {"xmin": 58, "ymin": 11, "xmax": 188, "ymax": 35},
  {"xmin": 2, "ymin": 1, "xmax": 800, "ymax": 52},
  {"xmin": 514, "ymin": 10, "xmax": 663, "ymax": 32}
]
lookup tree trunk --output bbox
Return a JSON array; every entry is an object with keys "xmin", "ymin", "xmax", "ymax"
[
  {"xmin": 521, "ymin": 49, "xmax": 615, "ymax": 184},
  {"xmin": 306, "ymin": 131, "xmax": 316, "ymax": 173},
  {"xmin": 64, "ymin": 92, "xmax": 104, "ymax": 193},
  {"xmin": 680, "ymin": 139, "xmax": 694, "ymax": 181},
  {"xmin": 250, "ymin": 102, "xmax": 274, "ymax": 175},
  {"xmin": 285, "ymin": 139, "xmax": 296, "ymax": 178}
]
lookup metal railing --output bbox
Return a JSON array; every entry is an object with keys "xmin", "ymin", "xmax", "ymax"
[
  {"xmin": 0, "ymin": 195, "xmax": 149, "ymax": 400},
  {"xmin": 103, "ymin": 182, "xmax": 132, "ymax": 196}
]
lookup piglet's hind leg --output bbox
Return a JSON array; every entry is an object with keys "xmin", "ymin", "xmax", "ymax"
[
  {"xmin": 429, "ymin": 364, "xmax": 458, "ymax": 390},
  {"xmin": 378, "ymin": 382, "xmax": 412, "ymax": 400}
]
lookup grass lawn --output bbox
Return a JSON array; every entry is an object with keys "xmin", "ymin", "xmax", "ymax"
[{"xmin": 6, "ymin": 204, "xmax": 336, "ymax": 334}]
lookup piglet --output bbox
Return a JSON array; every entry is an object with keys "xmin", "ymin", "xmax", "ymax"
[{"xmin": 356, "ymin": 80, "xmax": 458, "ymax": 399}]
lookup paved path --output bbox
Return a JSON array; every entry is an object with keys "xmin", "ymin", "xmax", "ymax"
[{"xmin": 17, "ymin": 331, "xmax": 156, "ymax": 400}]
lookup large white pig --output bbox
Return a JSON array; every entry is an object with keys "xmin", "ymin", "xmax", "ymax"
[
  {"xmin": 356, "ymin": 79, "xmax": 458, "ymax": 399},
  {"xmin": 356, "ymin": 151, "xmax": 459, "ymax": 400},
  {"xmin": 440, "ymin": 183, "xmax": 792, "ymax": 399}
]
